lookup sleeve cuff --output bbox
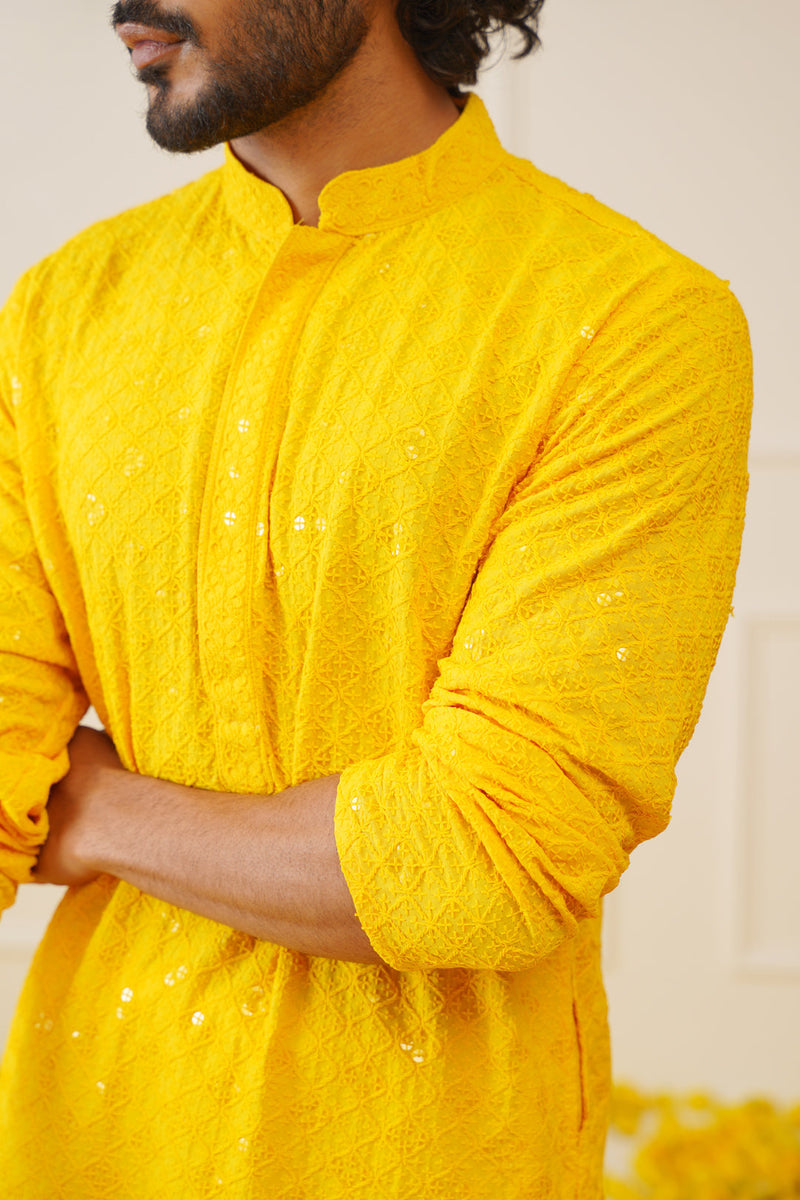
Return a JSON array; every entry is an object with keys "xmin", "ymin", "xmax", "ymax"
[{"xmin": 0, "ymin": 746, "xmax": 70, "ymax": 914}]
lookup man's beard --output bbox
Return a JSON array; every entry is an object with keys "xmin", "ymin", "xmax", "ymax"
[{"xmin": 111, "ymin": 0, "xmax": 370, "ymax": 153}]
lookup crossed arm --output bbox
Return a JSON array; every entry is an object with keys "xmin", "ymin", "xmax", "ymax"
[{"xmin": 33, "ymin": 725, "xmax": 384, "ymax": 965}]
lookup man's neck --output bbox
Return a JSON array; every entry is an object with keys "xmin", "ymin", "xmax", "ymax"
[{"xmin": 230, "ymin": 8, "xmax": 460, "ymax": 227}]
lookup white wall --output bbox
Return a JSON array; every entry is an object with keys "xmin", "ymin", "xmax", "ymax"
[{"xmin": 1, "ymin": 0, "xmax": 798, "ymax": 1102}]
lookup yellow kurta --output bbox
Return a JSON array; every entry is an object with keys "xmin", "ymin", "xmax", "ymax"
[{"xmin": 0, "ymin": 97, "xmax": 751, "ymax": 1197}]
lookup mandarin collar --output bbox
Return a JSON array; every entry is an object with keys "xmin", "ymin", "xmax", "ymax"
[{"xmin": 221, "ymin": 94, "xmax": 506, "ymax": 240}]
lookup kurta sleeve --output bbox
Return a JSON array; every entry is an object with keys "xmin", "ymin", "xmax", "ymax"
[
  {"xmin": 334, "ymin": 266, "xmax": 752, "ymax": 972},
  {"xmin": 0, "ymin": 277, "xmax": 88, "ymax": 914}
]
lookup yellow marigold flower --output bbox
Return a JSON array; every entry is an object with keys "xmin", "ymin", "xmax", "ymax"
[{"xmin": 605, "ymin": 1083, "xmax": 800, "ymax": 1200}]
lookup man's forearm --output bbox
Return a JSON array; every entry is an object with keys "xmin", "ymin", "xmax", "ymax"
[
  {"xmin": 39, "ymin": 730, "xmax": 384, "ymax": 965},
  {"xmin": 102, "ymin": 773, "xmax": 383, "ymax": 963}
]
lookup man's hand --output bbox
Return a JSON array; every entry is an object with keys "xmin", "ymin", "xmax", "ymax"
[{"xmin": 33, "ymin": 725, "xmax": 124, "ymax": 887}]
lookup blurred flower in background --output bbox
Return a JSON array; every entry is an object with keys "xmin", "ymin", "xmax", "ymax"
[{"xmin": 606, "ymin": 1083, "xmax": 800, "ymax": 1199}]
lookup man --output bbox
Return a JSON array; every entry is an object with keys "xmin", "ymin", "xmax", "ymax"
[{"xmin": 0, "ymin": 0, "xmax": 751, "ymax": 1195}]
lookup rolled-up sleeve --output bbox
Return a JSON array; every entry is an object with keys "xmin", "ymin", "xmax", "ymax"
[
  {"xmin": 0, "ymin": 277, "xmax": 87, "ymax": 914},
  {"xmin": 335, "ymin": 269, "xmax": 752, "ymax": 971}
]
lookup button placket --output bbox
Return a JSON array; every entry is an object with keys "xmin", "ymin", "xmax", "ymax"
[{"xmin": 197, "ymin": 229, "xmax": 354, "ymax": 792}]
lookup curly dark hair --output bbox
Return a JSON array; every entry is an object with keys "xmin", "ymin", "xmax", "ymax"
[{"xmin": 396, "ymin": 0, "xmax": 545, "ymax": 94}]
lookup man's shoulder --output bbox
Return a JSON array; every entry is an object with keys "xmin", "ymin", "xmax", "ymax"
[
  {"xmin": 483, "ymin": 149, "xmax": 728, "ymax": 294},
  {"xmin": 23, "ymin": 166, "xmax": 227, "ymax": 302}
]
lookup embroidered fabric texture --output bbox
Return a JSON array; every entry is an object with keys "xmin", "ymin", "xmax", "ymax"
[{"xmin": 0, "ymin": 97, "xmax": 751, "ymax": 1198}]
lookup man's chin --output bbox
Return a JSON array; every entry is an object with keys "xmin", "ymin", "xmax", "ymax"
[
  {"xmin": 144, "ymin": 89, "xmax": 227, "ymax": 154},
  {"xmin": 145, "ymin": 118, "xmax": 223, "ymax": 154}
]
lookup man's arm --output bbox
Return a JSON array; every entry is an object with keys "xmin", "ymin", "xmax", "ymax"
[
  {"xmin": 0, "ymin": 274, "xmax": 88, "ymax": 915},
  {"xmin": 34, "ymin": 725, "xmax": 383, "ymax": 965}
]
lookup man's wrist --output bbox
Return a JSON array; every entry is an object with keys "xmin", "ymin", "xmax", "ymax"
[{"xmin": 78, "ymin": 763, "xmax": 141, "ymax": 876}]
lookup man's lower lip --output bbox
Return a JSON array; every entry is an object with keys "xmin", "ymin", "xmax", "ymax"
[{"xmin": 132, "ymin": 40, "xmax": 185, "ymax": 70}]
